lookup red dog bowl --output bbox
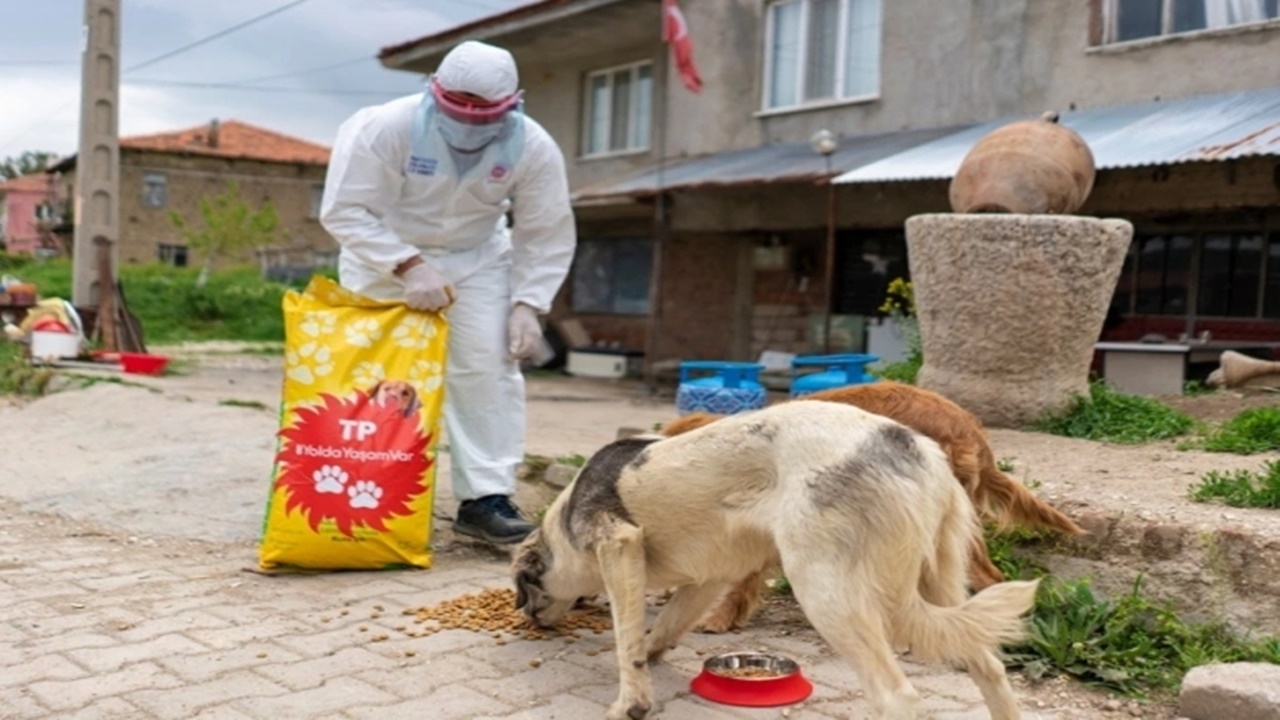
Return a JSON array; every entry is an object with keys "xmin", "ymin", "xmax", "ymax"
[
  {"xmin": 690, "ymin": 651, "xmax": 813, "ymax": 707},
  {"xmin": 119, "ymin": 352, "xmax": 170, "ymax": 376}
]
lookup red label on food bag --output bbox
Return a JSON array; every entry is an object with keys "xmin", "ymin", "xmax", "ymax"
[{"xmin": 274, "ymin": 387, "xmax": 433, "ymax": 537}]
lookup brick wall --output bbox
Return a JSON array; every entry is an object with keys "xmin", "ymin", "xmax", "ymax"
[
  {"xmin": 549, "ymin": 231, "xmax": 750, "ymax": 363},
  {"xmin": 60, "ymin": 152, "xmax": 331, "ymax": 267}
]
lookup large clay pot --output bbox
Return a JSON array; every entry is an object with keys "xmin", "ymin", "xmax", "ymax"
[
  {"xmin": 906, "ymin": 214, "xmax": 1132, "ymax": 427},
  {"xmin": 949, "ymin": 112, "xmax": 1096, "ymax": 215}
]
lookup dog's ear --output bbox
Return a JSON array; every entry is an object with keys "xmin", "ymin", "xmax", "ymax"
[
  {"xmin": 512, "ymin": 540, "xmax": 546, "ymax": 610},
  {"xmin": 368, "ymin": 381, "xmax": 384, "ymax": 398}
]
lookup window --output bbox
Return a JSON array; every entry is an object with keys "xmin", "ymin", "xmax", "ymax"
[
  {"xmin": 309, "ymin": 184, "xmax": 324, "ymax": 219},
  {"xmin": 1266, "ymin": 234, "xmax": 1280, "ymax": 319},
  {"xmin": 158, "ymin": 243, "xmax": 188, "ymax": 268},
  {"xmin": 764, "ymin": 0, "xmax": 882, "ymax": 111},
  {"xmin": 834, "ymin": 231, "xmax": 908, "ymax": 315},
  {"xmin": 142, "ymin": 172, "xmax": 167, "ymax": 208},
  {"xmin": 1198, "ymin": 233, "xmax": 1263, "ymax": 317},
  {"xmin": 1115, "ymin": 231, "xmax": 1280, "ymax": 319},
  {"xmin": 1134, "ymin": 234, "xmax": 1193, "ymax": 315},
  {"xmin": 570, "ymin": 237, "xmax": 653, "ymax": 315},
  {"xmin": 582, "ymin": 62, "xmax": 653, "ymax": 157},
  {"xmin": 1103, "ymin": 0, "xmax": 1279, "ymax": 44}
]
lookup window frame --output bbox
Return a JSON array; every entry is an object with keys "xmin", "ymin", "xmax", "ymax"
[
  {"xmin": 759, "ymin": 0, "xmax": 882, "ymax": 115},
  {"xmin": 1115, "ymin": 228, "xmax": 1280, "ymax": 320},
  {"xmin": 157, "ymin": 242, "xmax": 189, "ymax": 268},
  {"xmin": 1099, "ymin": 0, "xmax": 1280, "ymax": 46},
  {"xmin": 580, "ymin": 60, "xmax": 654, "ymax": 160},
  {"xmin": 142, "ymin": 172, "xmax": 167, "ymax": 209},
  {"xmin": 309, "ymin": 183, "xmax": 325, "ymax": 220},
  {"xmin": 569, "ymin": 236, "xmax": 654, "ymax": 316}
]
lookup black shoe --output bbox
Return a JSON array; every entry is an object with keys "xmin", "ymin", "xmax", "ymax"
[{"xmin": 453, "ymin": 495, "xmax": 536, "ymax": 545}]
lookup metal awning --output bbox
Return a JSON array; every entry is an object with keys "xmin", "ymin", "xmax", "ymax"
[
  {"xmin": 571, "ymin": 125, "xmax": 964, "ymax": 203},
  {"xmin": 833, "ymin": 87, "xmax": 1280, "ymax": 184}
]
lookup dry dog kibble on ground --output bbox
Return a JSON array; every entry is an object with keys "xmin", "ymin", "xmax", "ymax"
[{"xmin": 400, "ymin": 588, "xmax": 611, "ymax": 641}]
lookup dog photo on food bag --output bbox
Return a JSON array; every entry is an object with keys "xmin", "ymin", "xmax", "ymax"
[{"xmin": 513, "ymin": 400, "xmax": 1039, "ymax": 720}]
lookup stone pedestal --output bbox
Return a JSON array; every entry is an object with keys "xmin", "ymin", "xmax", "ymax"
[{"xmin": 905, "ymin": 214, "xmax": 1133, "ymax": 427}]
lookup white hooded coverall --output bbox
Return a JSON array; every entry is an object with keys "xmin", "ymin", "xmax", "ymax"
[{"xmin": 319, "ymin": 42, "xmax": 576, "ymax": 502}]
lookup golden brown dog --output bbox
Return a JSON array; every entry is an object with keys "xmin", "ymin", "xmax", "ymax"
[
  {"xmin": 370, "ymin": 379, "xmax": 421, "ymax": 419},
  {"xmin": 661, "ymin": 381, "xmax": 1083, "ymax": 633}
]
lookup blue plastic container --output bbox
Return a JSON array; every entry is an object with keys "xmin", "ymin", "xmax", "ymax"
[
  {"xmin": 789, "ymin": 353, "xmax": 880, "ymax": 398},
  {"xmin": 675, "ymin": 361, "xmax": 768, "ymax": 416}
]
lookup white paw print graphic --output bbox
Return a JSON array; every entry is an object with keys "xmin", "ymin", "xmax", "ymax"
[
  {"xmin": 285, "ymin": 342, "xmax": 335, "ymax": 385},
  {"xmin": 313, "ymin": 465, "xmax": 348, "ymax": 494},
  {"xmin": 351, "ymin": 361, "xmax": 386, "ymax": 388},
  {"xmin": 344, "ymin": 318, "xmax": 383, "ymax": 348},
  {"xmin": 348, "ymin": 480, "xmax": 383, "ymax": 510},
  {"xmin": 299, "ymin": 311, "xmax": 336, "ymax": 338},
  {"xmin": 391, "ymin": 316, "xmax": 438, "ymax": 349},
  {"xmin": 409, "ymin": 359, "xmax": 444, "ymax": 394}
]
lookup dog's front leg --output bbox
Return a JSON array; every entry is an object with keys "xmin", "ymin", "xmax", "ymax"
[
  {"xmin": 597, "ymin": 523, "xmax": 652, "ymax": 720},
  {"xmin": 645, "ymin": 582, "xmax": 730, "ymax": 663}
]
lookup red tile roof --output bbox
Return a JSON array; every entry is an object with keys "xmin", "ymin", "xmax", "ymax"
[
  {"xmin": 0, "ymin": 173, "xmax": 54, "ymax": 193},
  {"xmin": 120, "ymin": 119, "xmax": 331, "ymax": 165}
]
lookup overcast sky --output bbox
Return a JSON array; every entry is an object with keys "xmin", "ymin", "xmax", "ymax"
[{"xmin": 0, "ymin": 0, "xmax": 530, "ymax": 161}]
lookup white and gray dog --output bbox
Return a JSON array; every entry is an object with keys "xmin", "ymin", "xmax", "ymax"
[{"xmin": 512, "ymin": 400, "xmax": 1039, "ymax": 720}]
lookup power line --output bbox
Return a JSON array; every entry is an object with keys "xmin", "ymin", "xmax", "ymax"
[
  {"xmin": 0, "ymin": 60, "xmax": 77, "ymax": 66},
  {"xmin": 0, "ymin": 98, "xmax": 77, "ymax": 156},
  {"xmin": 126, "ymin": 79, "xmax": 405, "ymax": 97},
  {"xmin": 230, "ymin": 55, "xmax": 375, "ymax": 86},
  {"xmin": 124, "ymin": 0, "xmax": 315, "ymax": 74}
]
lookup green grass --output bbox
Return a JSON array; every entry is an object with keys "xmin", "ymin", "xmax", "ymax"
[
  {"xmin": 4, "ymin": 257, "xmax": 330, "ymax": 345},
  {"xmin": 988, "ymin": 527, "xmax": 1280, "ymax": 696},
  {"xmin": 1188, "ymin": 460, "xmax": 1280, "ymax": 509},
  {"xmin": 555, "ymin": 452, "xmax": 588, "ymax": 468},
  {"xmin": 219, "ymin": 399, "xmax": 268, "ymax": 410},
  {"xmin": 1031, "ymin": 380, "xmax": 1194, "ymax": 444},
  {"xmin": 1190, "ymin": 407, "xmax": 1280, "ymax": 455},
  {"xmin": 0, "ymin": 341, "xmax": 55, "ymax": 395}
]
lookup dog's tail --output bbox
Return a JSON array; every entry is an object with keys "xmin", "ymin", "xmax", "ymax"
[
  {"xmin": 975, "ymin": 457, "xmax": 1085, "ymax": 536},
  {"xmin": 898, "ymin": 579, "xmax": 1041, "ymax": 666}
]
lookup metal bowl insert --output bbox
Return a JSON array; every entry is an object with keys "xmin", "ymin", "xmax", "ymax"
[{"xmin": 703, "ymin": 652, "xmax": 799, "ymax": 680}]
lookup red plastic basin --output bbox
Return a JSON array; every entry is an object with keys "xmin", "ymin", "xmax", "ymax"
[{"xmin": 119, "ymin": 352, "xmax": 170, "ymax": 376}]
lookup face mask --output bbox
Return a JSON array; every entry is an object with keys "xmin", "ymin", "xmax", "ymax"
[{"xmin": 437, "ymin": 116, "xmax": 504, "ymax": 152}]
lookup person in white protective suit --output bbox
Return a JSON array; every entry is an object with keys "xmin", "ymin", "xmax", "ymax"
[{"xmin": 320, "ymin": 40, "xmax": 575, "ymax": 545}]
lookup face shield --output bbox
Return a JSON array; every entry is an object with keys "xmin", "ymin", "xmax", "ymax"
[{"xmin": 429, "ymin": 76, "xmax": 523, "ymax": 152}]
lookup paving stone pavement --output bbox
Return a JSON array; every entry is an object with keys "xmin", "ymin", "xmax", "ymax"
[
  {"xmin": 0, "ymin": 500, "xmax": 1115, "ymax": 720},
  {"xmin": 1, "ymin": 362, "xmax": 1126, "ymax": 719}
]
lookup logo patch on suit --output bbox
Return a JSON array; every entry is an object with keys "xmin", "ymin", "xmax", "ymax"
[
  {"xmin": 407, "ymin": 156, "xmax": 438, "ymax": 176},
  {"xmin": 488, "ymin": 164, "xmax": 510, "ymax": 182}
]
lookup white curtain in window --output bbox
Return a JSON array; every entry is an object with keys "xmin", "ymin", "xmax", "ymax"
[
  {"xmin": 769, "ymin": 1, "xmax": 802, "ymax": 107},
  {"xmin": 630, "ymin": 65, "xmax": 653, "ymax": 151},
  {"xmin": 843, "ymin": 0, "xmax": 882, "ymax": 98},
  {"xmin": 1204, "ymin": 0, "xmax": 1268, "ymax": 27},
  {"xmin": 587, "ymin": 75, "xmax": 610, "ymax": 155},
  {"xmin": 804, "ymin": 0, "xmax": 840, "ymax": 101},
  {"xmin": 610, "ymin": 70, "xmax": 632, "ymax": 151}
]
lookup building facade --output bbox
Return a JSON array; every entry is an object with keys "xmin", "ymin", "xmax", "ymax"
[
  {"xmin": 0, "ymin": 173, "xmax": 61, "ymax": 257},
  {"xmin": 379, "ymin": 0, "xmax": 1280, "ymax": 367},
  {"xmin": 50, "ymin": 120, "xmax": 335, "ymax": 272}
]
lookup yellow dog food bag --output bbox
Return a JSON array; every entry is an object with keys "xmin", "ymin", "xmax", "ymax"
[{"xmin": 258, "ymin": 276, "xmax": 448, "ymax": 572}]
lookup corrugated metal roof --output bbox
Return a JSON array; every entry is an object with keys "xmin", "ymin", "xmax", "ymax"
[
  {"xmin": 571, "ymin": 125, "xmax": 964, "ymax": 202},
  {"xmin": 833, "ymin": 87, "xmax": 1280, "ymax": 185}
]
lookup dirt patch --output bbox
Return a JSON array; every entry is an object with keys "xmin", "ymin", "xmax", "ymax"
[{"xmin": 1158, "ymin": 388, "xmax": 1280, "ymax": 424}]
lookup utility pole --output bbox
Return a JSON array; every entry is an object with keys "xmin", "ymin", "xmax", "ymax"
[{"xmin": 72, "ymin": 0, "xmax": 121, "ymax": 307}]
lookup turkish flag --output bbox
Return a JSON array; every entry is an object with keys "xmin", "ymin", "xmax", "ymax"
[{"xmin": 663, "ymin": 0, "xmax": 703, "ymax": 93}]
